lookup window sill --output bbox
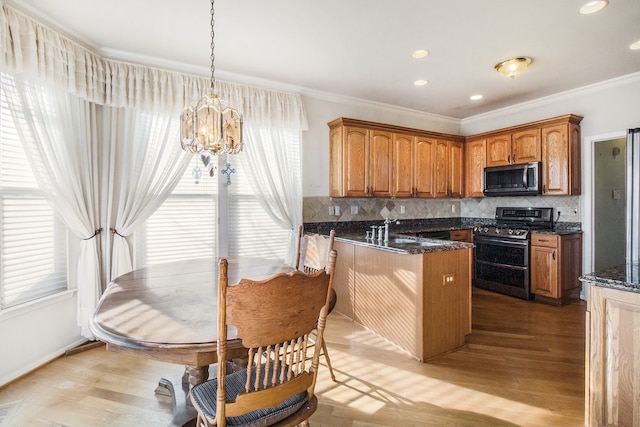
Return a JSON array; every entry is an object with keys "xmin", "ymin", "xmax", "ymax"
[{"xmin": 0, "ymin": 289, "xmax": 77, "ymax": 322}]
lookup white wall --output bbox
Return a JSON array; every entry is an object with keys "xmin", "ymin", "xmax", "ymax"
[{"xmin": 0, "ymin": 292, "xmax": 84, "ymax": 386}]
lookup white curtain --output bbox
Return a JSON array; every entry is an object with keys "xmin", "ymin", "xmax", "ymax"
[
  {"xmin": 242, "ymin": 126, "xmax": 303, "ymax": 264},
  {"xmin": 5, "ymin": 80, "xmax": 102, "ymax": 338},
  {"xmin": 104, "ymin": 106, "xmax": 191, "ymax": 280},
  {"xmin": 0, "ymin": 3, "xmax": 309, "ymax": 336}
]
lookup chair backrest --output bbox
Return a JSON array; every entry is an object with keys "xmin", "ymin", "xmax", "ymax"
[
  {"xmin": 295, "ymin": 225, "xmax": 336, "ymax": 274},
  {"xmin": 215, "ymin": 250, "xmax": 337, "ymax": 426}
]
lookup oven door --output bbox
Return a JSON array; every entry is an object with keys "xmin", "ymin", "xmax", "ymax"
[{"xmin": 473, "ymin": 234, "xmax": 532, "ymax": 300}]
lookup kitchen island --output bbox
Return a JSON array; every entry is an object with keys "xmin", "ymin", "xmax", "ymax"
[
  {"xmin": 580, "ymin": 263, "xmax": 640, "ymax": 427},
  {"xmin": 333, "ymin": 233, "xmax": 473, "ymax": 361}
]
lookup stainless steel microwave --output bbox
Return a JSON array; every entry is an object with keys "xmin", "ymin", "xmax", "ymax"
[{"xmin": 483, "ymin": 162, "xmax": 541, "ymax": 196}]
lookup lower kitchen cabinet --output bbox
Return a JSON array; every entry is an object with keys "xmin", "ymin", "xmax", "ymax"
[
  {"xmin": 530, "ymin": 232, "xmax": 582, "ymax": 305},
  {"xmin": 449, "ymin": 229, "xmax": 472, "ymax": 243},
  {"xmin": 586, "ymin": 285, "xmax": 640, "ymax": 427}
]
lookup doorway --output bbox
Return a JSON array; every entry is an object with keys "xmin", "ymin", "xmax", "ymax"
[{"xmin": 593, "ymin": 137, "xmax": 627, "ymax": 271}]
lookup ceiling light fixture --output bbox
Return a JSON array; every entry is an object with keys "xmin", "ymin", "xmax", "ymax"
[
  {"xmin": 630, "ymin": 40, "xmax": 640, "ymax": 50},
  {"xmin": 579, "ymin": 0, "xmax": 609, "ymax": 14},
  {"xmin": 494, "ymin": 57, "xmax": 532, "ymax": 79},
  {"xmin": 470, "ymin": 94, "xmax": 483, "ymax": 101},
  {"xmin": 179, "ymin": 0, "xmax": 243, "ymax": 159},
  {"xmin": 411, "ymin": 49, "xmax": 430, "ymax": 59},
  {"xmin": 414, "ymin": 79, "xmax": 429, "ymax": 86}
]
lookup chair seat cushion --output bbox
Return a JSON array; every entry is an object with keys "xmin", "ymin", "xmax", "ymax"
[{"xmin": 190, "ymin": 364, "xmax": 308, "ymax": 427}]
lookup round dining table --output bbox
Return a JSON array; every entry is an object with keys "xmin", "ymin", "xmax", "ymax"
[{"xmin": 90, "ymin": 256, "xmax": 294, "ymax": 427}]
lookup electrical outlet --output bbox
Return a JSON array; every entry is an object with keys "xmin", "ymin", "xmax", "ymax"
[
  {"xmin": 400, "ymin": 205, "xmax": 406, "ymax": 214},
  {"xmin": 443, "ymin": 274, "xmax": 456, "ymax": 286},
  {"xmin": 328, "ymin": 206, "xmax": 334, "ymax": 216},
  {"xmin": 334, "ymin": 205, "xmax": 340, "ymax": 216},
  {"xmin": 451, "ymin": 204, "xmax": 456, "ymax": 213},
  {"xmin": 574, "ymin": 206, "xmax": 578, "ymax": 214},
  {"xmin": 350, "ymin": 205, "xmax": 358, "ymax": 215}
]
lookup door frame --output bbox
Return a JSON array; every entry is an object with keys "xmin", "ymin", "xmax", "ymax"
[{"xmin": 582, "ymin": 130, "xmax": 627, "ymax": 293}]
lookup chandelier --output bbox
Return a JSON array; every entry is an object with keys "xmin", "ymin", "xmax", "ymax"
[{"xmin": 179, "ymin": 0, "xmax": 243, "ymax": 158}]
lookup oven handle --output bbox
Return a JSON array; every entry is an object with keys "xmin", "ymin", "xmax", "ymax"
[{"xmin": 473, "ymin": 235, "xmax": 529, "ymax": 247}]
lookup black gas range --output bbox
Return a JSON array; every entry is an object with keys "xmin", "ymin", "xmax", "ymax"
[{"xmin": 473, "ymin": 207, "xmax": 554, "ymax": 300}]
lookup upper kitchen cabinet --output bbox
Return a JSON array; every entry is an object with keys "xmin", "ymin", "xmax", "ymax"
[
  {"xmin": 467, "ymin": 114, "xmax": 583, "ymax": 196},
  {"xmin": 328, "ymin": 121, "xmax": 392, "ymax": 197},
  {"xmin": 328, "ymin": 118, "xmax": 463, "ymax": 198},
  {"xmin": 541, "ymin": 116, "xmax": 582, "ymax": 195},
  {"xmin": 413, "ymin": 136, "xmax": 436, "ymax": 198},
  {"xmin": 464, "ymin": 138, "xmax": 486, "ymax": 198},
  {"xmin": 486, "ymin": 129, "xmax": 541, "ymax": 167},
  {"xmin": 392, "ymin": 133, "xmax": 415, "ymax": 198}
]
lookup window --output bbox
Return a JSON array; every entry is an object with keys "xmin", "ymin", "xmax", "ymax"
[
  {"xmin": 0, "ymin": 75, "xmax": 68, "ymax": 310},
  {"xmin": 135, "ymin": 128, "xmax": 301, "ymax": 267}
]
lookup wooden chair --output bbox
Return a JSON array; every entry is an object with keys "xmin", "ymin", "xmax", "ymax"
[
  {"xmin": 294, "ymin": 226, "xmax": 337, "ymax": 381},
  {"xmin": 190, "ymin": 250, "xmax": 337, "ymax": 427}
]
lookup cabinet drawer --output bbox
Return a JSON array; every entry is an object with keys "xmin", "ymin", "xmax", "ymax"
[
  {"xmin": 449, "ymin": 229, "xmax": 471, "ymax": 242},
  {"xmin": 531, "ymin": 234, "xmax": 558, "ymax": 248}
]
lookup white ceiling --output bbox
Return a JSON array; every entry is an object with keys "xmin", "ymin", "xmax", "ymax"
[{"xmin": 8, "ymin": 0, "xmax": 640, "ymax": 119}]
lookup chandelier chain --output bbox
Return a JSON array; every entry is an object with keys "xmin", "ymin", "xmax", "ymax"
[{"xmin": 209, "ymin": 0, "xmax": 216, "ymax": 91}]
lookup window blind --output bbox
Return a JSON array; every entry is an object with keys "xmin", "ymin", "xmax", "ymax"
[{"xmin": 0, "ymin": 75, "xmax": 68, "ymax": 309}]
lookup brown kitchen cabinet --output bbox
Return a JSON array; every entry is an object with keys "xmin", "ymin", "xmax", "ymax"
[
  {"xmin": 585, "ymin": 284, "xmax": 640, "ymax": 427},
  {"xmin": 413, "ymin": 136, "xmax": 436, "ymax": 198},
  {"xmin": 467, "ymin": 114, "xmax": 583, "ymax": 197},
  {"xmin": 392, "ymin": 132, "xmax": 414, "ymax": 198},
  {"xmin": 449, "ymin": 229, "xmax": 472, "ymax": 243},
  {"xmin": 328, "ymin": 122, "xmax": 392, "ymax": 197},
  {"xmin": 486, "ymin": 129, "xmax": 541, "ymax": 167},
  {"xmin": 328, "ymin": 118, "xmax": 464, "ymax": 198},
  {"xmin": 464, "ymin": 138, "xmax": 485, "ymax": 198},
  {"xmin": 541, "ymin": 118, "xmax": 581, "ymax": 195},
  {"xmin": 530, "ymin": 232, "xmax": 582, "ymax": 305}
]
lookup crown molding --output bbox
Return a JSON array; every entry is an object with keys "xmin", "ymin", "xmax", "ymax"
[{"xmin": 461, "ymin": 72, "xmax": 640, "ymax": 127}]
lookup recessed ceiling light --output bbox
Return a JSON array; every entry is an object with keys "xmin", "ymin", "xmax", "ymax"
[
  {"xmin": 470, "ymin": 94, "xmax": 483, "ymax": 101},
  {"xmin": 630, "ymin": 40, "xmax": 640, "ymax": 50},
  {"xmin": 411, "ymin": 49, "xmax": 430, "ymax": 59},
  {"xmin": 579, "ymin": 0, "xmax": 609, "ymax": 14},
  {"xmin": 414, "ymin": 79, "xmax": 428, "ymax": 86}
]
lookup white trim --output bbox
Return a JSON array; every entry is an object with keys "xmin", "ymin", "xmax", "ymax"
[
  {"xmin": 582, "ymin": 130, "xmax": 627, "ymax": 280},
  {"xmin": 0, "ymin": 289, "xmax": 76, "ymax": 322},
  {"xmin": 0, "ymin": 336, "xmax": 86, "ymax": 387}
]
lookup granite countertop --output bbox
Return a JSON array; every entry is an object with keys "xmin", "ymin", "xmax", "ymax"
[
  {"xmin": 304, "ymin": 218, "xmax": 582, "ymax": 236},
  {"xmin": 580, "ymin": 263, "xmax": 640, "ymax": 293},
  {"xmin": 334, "ymin": 232, "xmax": 473, "ymax": 255}
]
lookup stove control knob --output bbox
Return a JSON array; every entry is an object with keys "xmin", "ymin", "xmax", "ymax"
[
  {"xmin": 514, "ymin": 230, "xmax": 522, "ymax": 236},
  {"xmin": 508, "ymin": 229, "xmax": 514, "ymax": 235},
  {"xmin": 483, "ymin": 227, "xmax": 489, "ymax": 233},
  {"xmin": 495, "ymin": 228, "xmax": 501, "ymax": 234}
]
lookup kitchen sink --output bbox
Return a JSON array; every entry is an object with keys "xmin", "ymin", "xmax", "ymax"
[{"xmin": 389, "ymin": 237, "xmax": 442, "ymax": 247}]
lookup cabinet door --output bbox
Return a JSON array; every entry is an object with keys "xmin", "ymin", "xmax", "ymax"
[
  {"xmin": 392, "ymin": 133, "xmax": 414, "ymax": 198},
  {"xmin": 465, "ymin": 139, "xmax": 485, "ymax": 197},
  {"xmin": 530, "ymin": 244, "xmax": 559, "ymax": 298},
  {"xmin": 588, "ymin": 286, "xmax": 640, "ymax": 427},
  {"xmin": 448, "ymin": 140, "xmax": 464, "ymax": 198},
  {"xmin": 414, "ymin": 137, "xmax": 435, "ymax": 198},
  {"xmin": 434, "ymin": 140, "xmax": 449, "ymax": 197},
  {"xmin": 486, "ymin": 133, "xmax": 512, "ymax": 166},
  {"xmin": 343, "ymin": 126, "xmax": 369, "ymax": 197},
  {"xmin": 369, "ymin": 130, "xmax": 393, "ymax": 197},
  {"xmin": 541, "ymin": 124, "xmax": 569, "ymax": 195},
  {"xmin": 329, "ymin": 126, "xmax": 344, "ymax": 197},
  {"xmin": 512, "ymin": 128, "xmax": 541, "ymax": 164}
]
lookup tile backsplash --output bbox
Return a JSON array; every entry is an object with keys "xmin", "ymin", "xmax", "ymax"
[{"xmin": 304, "ymin": 195, "xmax": 581, "ymax": 224}]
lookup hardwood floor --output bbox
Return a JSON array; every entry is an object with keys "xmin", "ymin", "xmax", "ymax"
[{"xmin": 0, "ymin": 288, "xmax": 586, "ymax": 426}]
